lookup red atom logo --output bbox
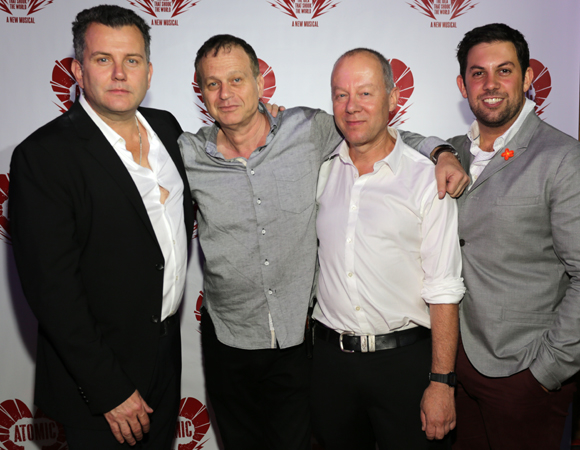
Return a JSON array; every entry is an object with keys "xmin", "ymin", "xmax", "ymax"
[
  {"xmin": 526, "ymin": 59, "xmax": 551, "ymax": 117},
  {"xmin": 194, "ymin": 291, "xmax": 203, "ymax": 323},
  {"xmin": 389, "ymin": 59, "xmax": 414, "ymax": 127},
  {"xmin": 0, "ymin": 174, "xmax": 10, "ymax": 245},
  {"xmin": 50, "ymin": 58, "xmax": 79, "ymax": 113},
  {"xmin": 0, "ymin": 399, "xmax": 68, "ymax": 450},
  {"xmin": 0, "ymin": 0, "xmax": 54, "ymax": 16},
  {"xmin": 127, "ymin": 0, "xmax": 201, "ymax": 18},
  {"xmin": 173, "ymin": 397, "xmax": 210, "ymax": 450}
]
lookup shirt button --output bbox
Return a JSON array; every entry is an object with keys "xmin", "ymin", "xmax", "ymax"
[
  {"xmin": 251, "ymin": 169, "xmax": 255, "ymax": 175},
  {"xmin": 261, "ymin": 229, "xmax": 266, "ymax": 235},
  {"xmin": 351, "ymin": 205, "xmax": 356, "ymax": 211},
  {"xmin": 355, "ymin": 306, "xmax": 361, "ymax": 311},
  {"xmin": 346, "ymin": 238, "xmax": 352, "ymax": 243},
  {"xmin": 459, "ymin": 239, "xmax": 465, "ymax": 247},
  {"xmin": 257, "ymin": 199, "xmax": 262, "ymax": 205},
  {"xmin": 268, "ymin": 289, "xmax": 273, "ymax": 295},
  {"xmin": 348, "ymin": 272, "xmax": 353, "ymax": 277},
  {"xmin": 264, "ymin": 260, "xmax": 270, "ymax": 266}
]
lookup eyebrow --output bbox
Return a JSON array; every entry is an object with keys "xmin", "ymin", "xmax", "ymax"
[
  {"xmin": 89, "ymin": 51, "xmax": 144, "ymax": 58},
  {"xmin": 469, "ymin": 61, "xmax": 516, "ymax": 71}
]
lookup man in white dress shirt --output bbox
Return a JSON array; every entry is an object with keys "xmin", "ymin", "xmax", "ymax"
[{"xmin": 310, "ymin": 48, "xmax": 465, "ymax": 450}]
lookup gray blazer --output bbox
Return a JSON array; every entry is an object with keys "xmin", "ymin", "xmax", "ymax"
[{"xmin": 451, "ymin": 111, "xmax": 580, "ymax": 390}]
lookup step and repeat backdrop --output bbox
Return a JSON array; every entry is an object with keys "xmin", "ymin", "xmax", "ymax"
[{"xmin": 0, "ymin": 0, "xmax": 579, "ymax": 448}]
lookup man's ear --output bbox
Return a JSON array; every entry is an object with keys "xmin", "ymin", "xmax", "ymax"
[
  {"xmin": 256, "ymin": 73, "xmax": 264, "ymax": 100},
  {"xmin": 388, "ymin": 86, "xmax": 400, "ymax": 112},
  {"xmin": 456, "ymin": 75, "xmax": 468, "ymax": 99},
  {"xmin": 71, "ymin": 59, "xmax": 84, "ymax": 89},
  {"xmin": 523, "ymin": 66, "xmax": 534, "ymax": 93}
]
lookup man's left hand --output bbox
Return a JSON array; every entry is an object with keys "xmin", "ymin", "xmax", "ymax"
[
  {"xmin": 420, "ymin": 382, "xmax": 456, "ymax": 440},
  {"xmin": 263, "ymin": 103, "xmax": 285, "ymax": 117}
]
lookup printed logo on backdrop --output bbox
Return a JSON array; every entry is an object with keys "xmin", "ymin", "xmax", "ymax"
[
  {"xmin": 127, "ymin": 0, "xmax": 202, "ymax": 26},
  {"xmin": 526, "ymin": 59, "xmax": 551, "ymax": 118},
  {"xmin": 51, "ymin": 57, "xmax": 80, "ymax": 113},
  {"xmin": 0, "ymin": 174, "xmax": 9, "ymax": 245},
  {"xmin": 1, "ymin": 0, "xmax": 53, "ymax": 24},
  {"xmin": 408, "ymin": 0, "xmax": 477, "ymax": 28},
  {"xmin": 192, "ymin": 59, "xmax": 276, "ymax": 125},
  {"xmin": 194, "ymin": 291, "xmax": 203, "ymax": 324},
  {"xmin": 173, "ymin": 397, "xmax": 210, "ymax": 450},
  {"xmin": 389, "ymin": 59, "xmax": 414, "ymax": 127},
  {"xmin": 0, "ymin": 399, "xmax": 68, "ymax": 449},
  {"xmin": 267, "ymin": 0, "xmax": 341, "ymax": 27}
]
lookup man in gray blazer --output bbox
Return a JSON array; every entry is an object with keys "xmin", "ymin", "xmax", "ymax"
[{"xmin": 436, "ymin": 23, "xmax": 580, "ymax": 450}]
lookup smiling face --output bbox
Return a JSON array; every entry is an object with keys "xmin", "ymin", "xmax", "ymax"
[
  {"xmin": 331, "ymin": 52, "xmax": 399, "ymax": 154},
  {"xmin": 71, "ymin": 23, "xmax": 152, "ymax": 123},
  {"xmin": 198, "ymin": 45, "xmax": 264, "ymax": 130},
  {"xmin": 457, "ymin": 41, "xmax": 533, "ymax": 134}
]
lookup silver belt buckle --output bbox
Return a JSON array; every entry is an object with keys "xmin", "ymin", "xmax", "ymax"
[{"xmin": 339, "ymin": 331, "xmax": 355, "ymax": 353}]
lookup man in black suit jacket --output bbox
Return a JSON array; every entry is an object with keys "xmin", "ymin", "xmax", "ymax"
[{"xmin": 9, "ymin": 5, "xmax": 194, "ymax": 449}]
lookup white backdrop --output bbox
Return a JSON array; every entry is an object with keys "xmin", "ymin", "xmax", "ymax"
[{"xmin": 0, "ymin": 0, "xmax": 579, "ymax": 448}]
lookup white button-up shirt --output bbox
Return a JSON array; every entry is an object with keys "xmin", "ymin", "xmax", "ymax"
[
  {"xmin": 313, "ymin": 129, "xmax": 465, "ymax": 335},
  {"xmin": 80, "ymin": 95, "xmax": 187, "ymax": 321}
]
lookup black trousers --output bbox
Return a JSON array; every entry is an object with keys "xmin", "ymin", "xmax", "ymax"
[
  {"xmin": 311, "ymin": 332, "xmax": 450, "ymax": 450},
  {"xmin": 65, "ymin": 314, "xmax": 181, "ymax": 450},
  {"xmin": 201, "ymin": 310, "xmax": 311, "ymax": 450}
]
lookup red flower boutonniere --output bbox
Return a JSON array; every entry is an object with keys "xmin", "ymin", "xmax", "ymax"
[{"xmin": 501, "ymin": 148, "xmax": 514, "ymax": 161}]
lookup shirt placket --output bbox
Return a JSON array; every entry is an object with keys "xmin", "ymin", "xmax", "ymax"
[{"xmin": 344, "ymin": 169, "xmax": 372, "ymax": 334}]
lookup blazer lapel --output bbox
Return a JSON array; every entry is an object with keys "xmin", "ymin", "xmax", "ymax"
[
  {"xmin": 469, "ymin": 112, "xmax": 541, "ymax": 193},
  {"xmin": 66, "ymin": 102, "xmax": 159, "ymax": 244}
]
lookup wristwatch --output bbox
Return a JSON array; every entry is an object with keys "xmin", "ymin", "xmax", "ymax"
[
  {"xmin": 429, "ymin": 372, "xmax": 457, "ymax": 387},
  {"xmin": 430, "ymin": 145, "xmax": 460, "ymax": 164}
]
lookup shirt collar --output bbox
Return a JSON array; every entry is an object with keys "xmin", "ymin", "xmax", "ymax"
[
  {"xmin": 205, "ymin": 102, "xmax": 277, "ymax": 159},
  {"xmin": 336, "ymin": 127, "xmax": 403, "ymax": 174},
  {"xmin": 79, "ymin": 93, "xmax": 157, "ymax": 146},
  {"xmin": 467, "ymin": 97, "xmax": 536, "ymax": 155}
]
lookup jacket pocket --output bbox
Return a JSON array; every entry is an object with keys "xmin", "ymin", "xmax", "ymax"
[{"xmin": 502, "ymin": 308, "xmax": 556, "ymax": 325}]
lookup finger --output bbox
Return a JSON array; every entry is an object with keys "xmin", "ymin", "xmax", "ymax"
[
  {"xmin": 118, "ymin": 421, "xmax": 136, "ymax": 446},
  {"xmin": 420, "ymin": 410, "xmax": 427, "ymax": 431},
  {"xmin": 138, "ymin": 412, "xmax": 151, "ymax": 434},
  {"xmin": 128, "ymin": 416, "xmax": 145, "ymax": 441},
  {"xmin": 108, "ymin": 421, "xmax": 125, "ymax": 444},
  {"xmin": 436, "ymin": 171, "xmax": 447, "ymax": 199},
  {"xmin": 141, "ymin": 397, "xmax": 154, "ymax": 414}
]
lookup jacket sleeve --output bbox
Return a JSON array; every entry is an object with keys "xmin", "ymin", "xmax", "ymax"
[{"xmin": 529, "ymin": 145, "xmax": 580, "ymax": 390}]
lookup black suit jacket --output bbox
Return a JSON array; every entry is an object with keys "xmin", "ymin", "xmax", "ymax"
[{"xmin": 10, "ymin": 101, "xmax": 194, "ymax": 429}]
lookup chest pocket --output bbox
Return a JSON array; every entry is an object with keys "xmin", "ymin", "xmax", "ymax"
[{"xmin": 274, "ymin": 162, "xmax": 315, "ymax": 214}]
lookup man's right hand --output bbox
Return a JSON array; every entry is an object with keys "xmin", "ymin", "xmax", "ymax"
[
  {"xmin": 104, "ymin": 390, "xmax": 153, "ymax": 445},
  {"xmin": 435, "ymin": 151, "xmax": 470, "ymax": 199}
]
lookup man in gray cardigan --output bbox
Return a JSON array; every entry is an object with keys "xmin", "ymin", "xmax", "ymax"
[{"xmin": 435, "ymin": 23, "xmax": 580, "ymax": 450}]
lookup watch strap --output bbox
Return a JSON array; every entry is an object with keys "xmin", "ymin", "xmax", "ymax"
[{"xmin": 429, "ymin": 372, "xmax": 457, "ymax": 387}]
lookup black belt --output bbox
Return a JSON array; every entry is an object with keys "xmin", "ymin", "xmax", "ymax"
[
  {"xmin": 160, "ymin": 313, "xmax": 179, "ymax": 336},
  {"xmin": 314, "ymin": 320, "xmax": 430, "ymax": 353}
]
